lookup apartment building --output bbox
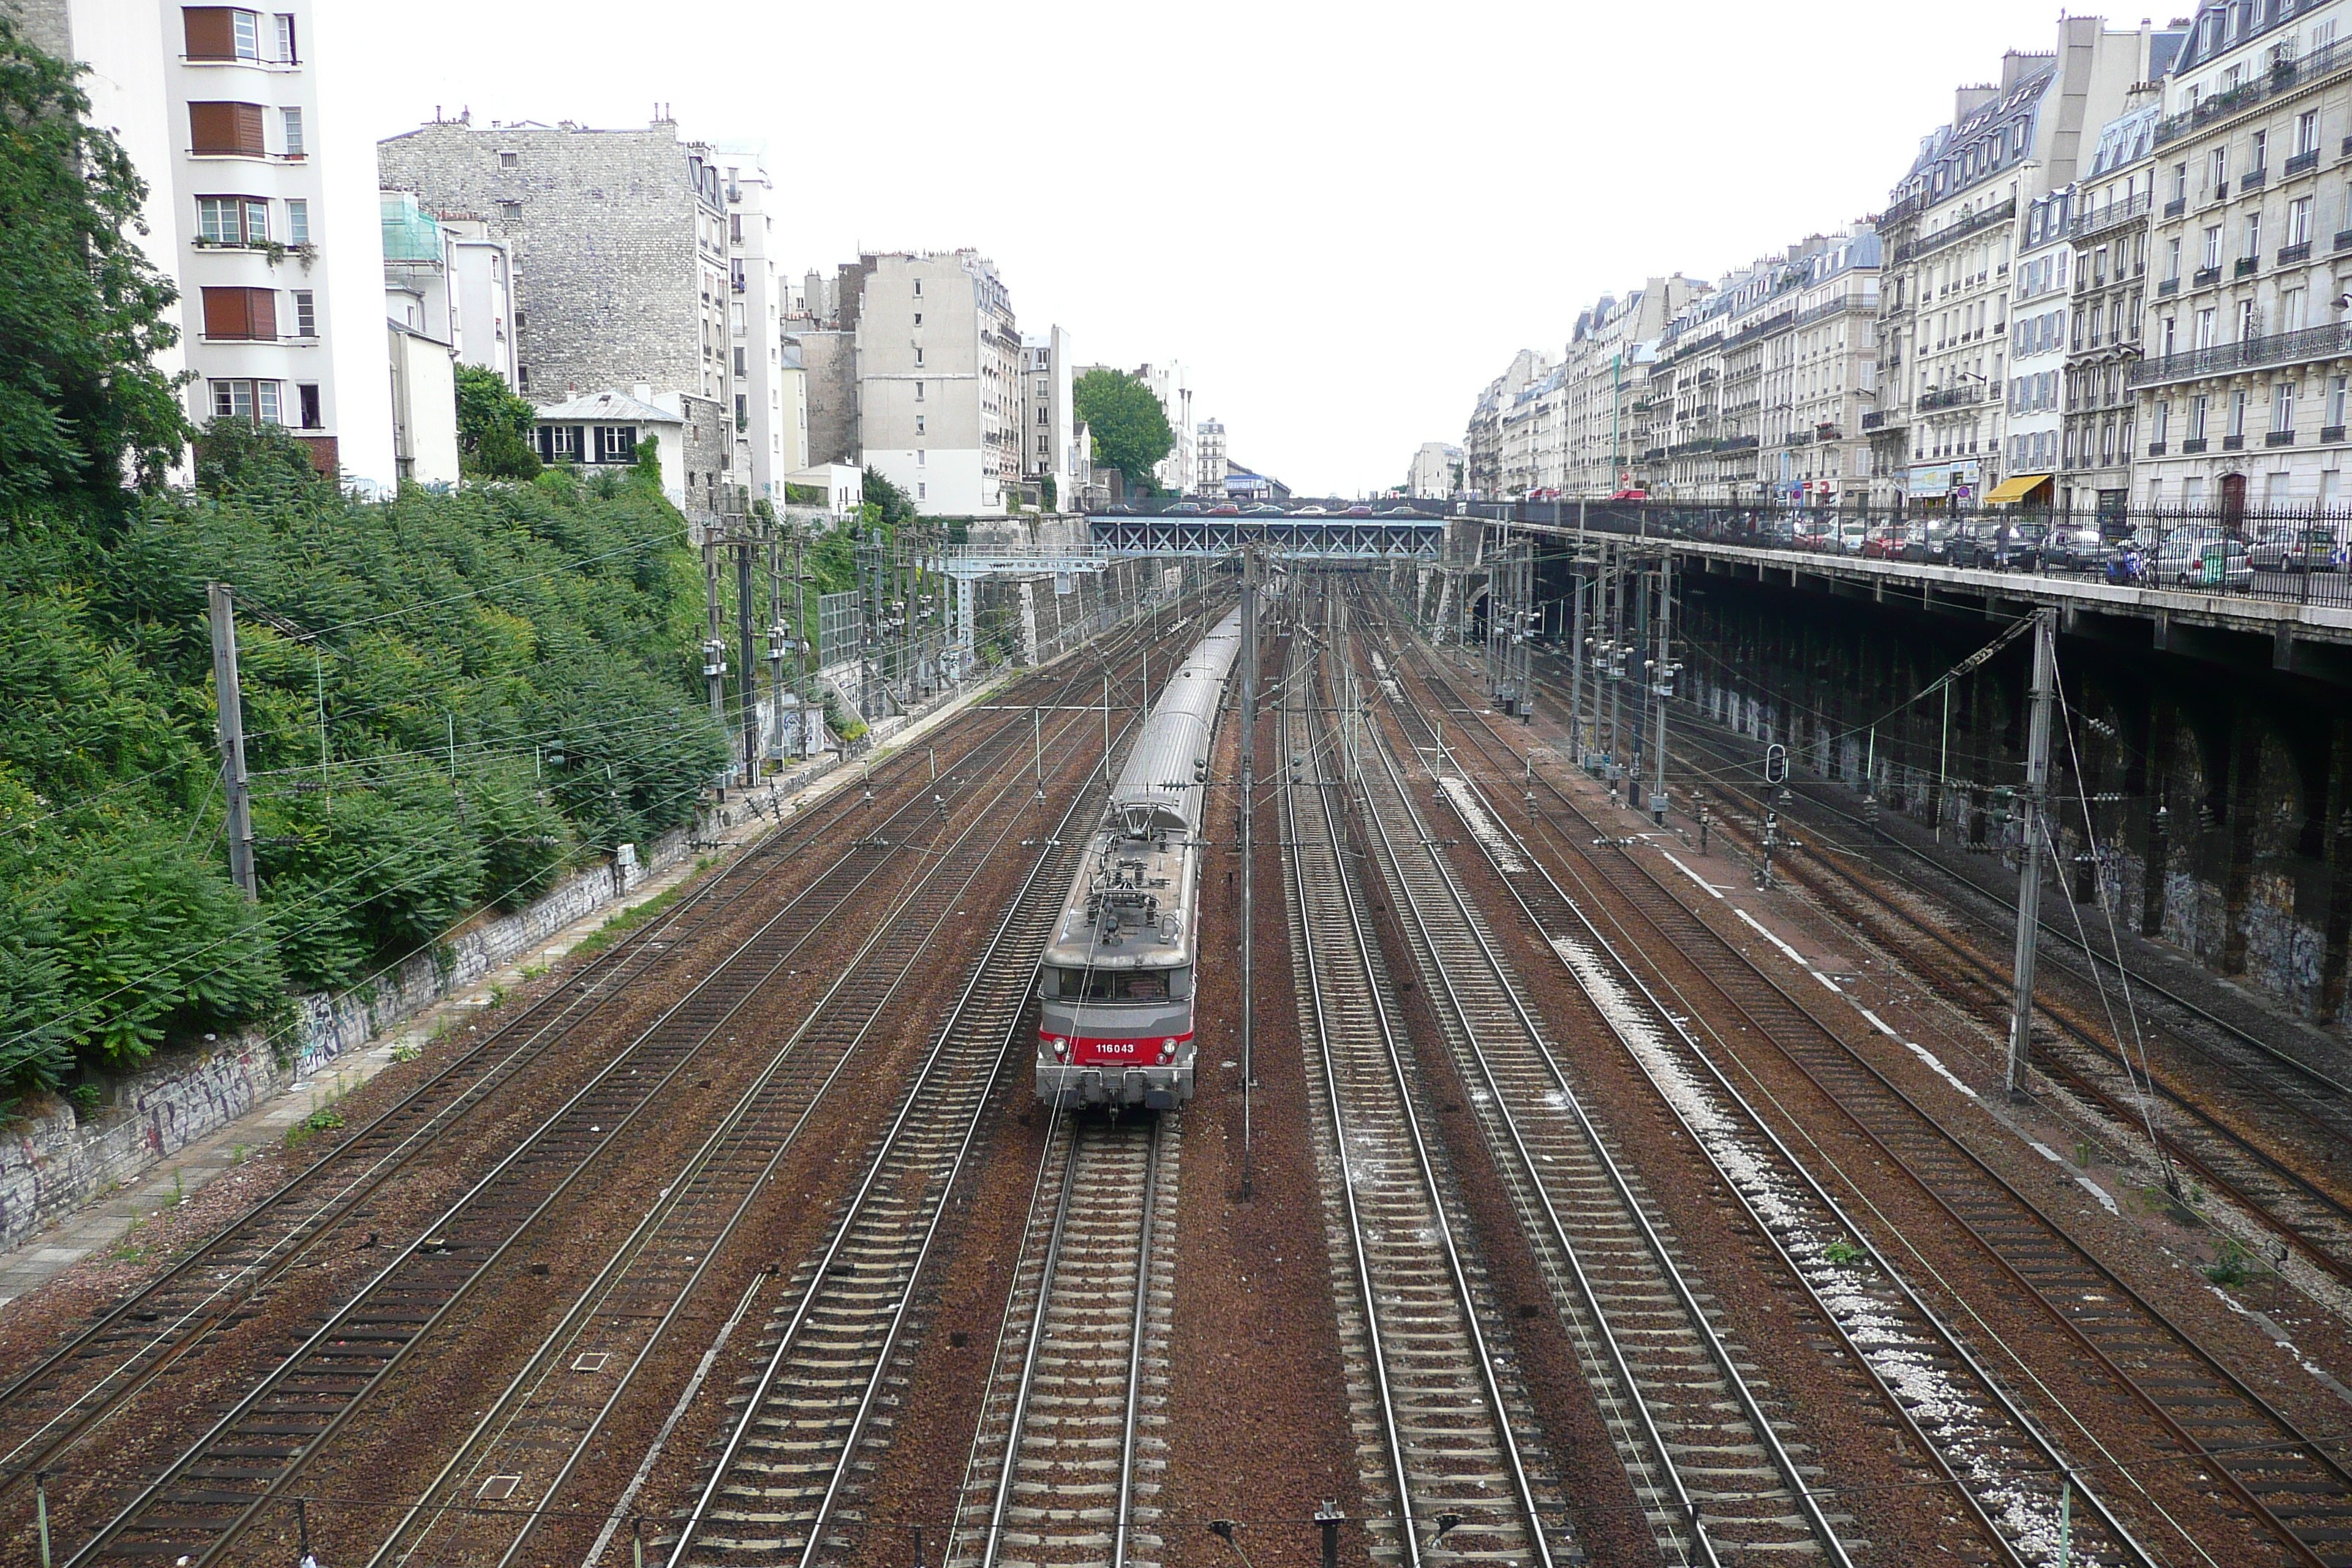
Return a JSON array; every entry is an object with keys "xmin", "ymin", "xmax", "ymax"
[
  {"xmin": 1464, "ymin": 349, "xmax": 1553, "ymax": 497},
  {"xmin": 1564, "ymin": 283, "xmax": 1686, "ymax": 494},
  {"xmin": 1873, "ymin": 19, "xmax": 2178, "ymax": 510},
  {"xmin": 2008, "ymin": 188, "xmax": 2076, "ymax": 504},
  {"xmin": 1408, "ymin": 442, "xmax": 1463, "ymax": 499},
  {"xmin": 1196, "ymin": 418, "xmax": 1228, "ymax": 496},
  {"xmin": 716, "ymin": 145, "xmax": 794, "ymax": 503},
  {"xmin": 1020, "ymin": 328, "xmax": 1077, "ymax": 508},
  {"xmin": 1779, "ymin": 230, "xmax": 1882, "ymax": 507},
  {"xmin": 2063, "ymin": 102, "xmax": 2164, "ymax": 518},
  {"xmin": 2135, "ymin": 0, "xmax": 2352, "ymax": 516},
  {"xmin": 20, "ymin": 0, "xmax": 393, "ymax": 488},
  {"xmin": 377, "ymin": 114, "xmax": 739, "ymax": 520},
  {"xmin": 839, "ymin": 249, "xmax": 1022, "ymax": 515}
]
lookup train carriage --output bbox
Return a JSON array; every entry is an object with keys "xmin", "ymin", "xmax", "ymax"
[{"xmin": 1036, "ymin": 608, "xmax": 1244, "ymax": 1108}]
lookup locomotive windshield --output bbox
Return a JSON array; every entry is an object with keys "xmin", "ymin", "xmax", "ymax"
[{"xmin": 1048, "ymin": 968, "xmax": 1186, "ymax": 1001}]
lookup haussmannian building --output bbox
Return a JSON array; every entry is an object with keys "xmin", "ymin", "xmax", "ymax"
[{"xmin": 2133, "ymin": 0, "xmax": 2352, "ymax": 518}]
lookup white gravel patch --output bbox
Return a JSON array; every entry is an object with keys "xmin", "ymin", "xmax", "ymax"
[
  {"xmin": 1438, "ymin": 777, "xmax": 1526, "ymax": 872},
  {"xmin": 1547, "ymin": 928, "xmax": 2104, "ymax": 1566}
]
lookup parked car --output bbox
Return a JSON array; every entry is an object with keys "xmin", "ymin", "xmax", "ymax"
[
  {"xmin": 1166, "ymin": 500, "xmax": 1206, "ymax": 515},
  {"xmin": 1861, "ymin": 525, "xmax": 1907, "ymax": 559},
  {"xmin": 2246, "ymin": 524, "xmax": 2303, "ymax": 571},
  {"xmin": 1792, "ymin": 521, "xmax": 1837, "ymax": 551},
  {"xmin": 1901, "ymin": 524, "xmax": 1957, "ymax": 565},
  {"xmin": 1343, "ymin": 503, "xmax": 1376, "ymax": 516},
  {"xmin": 1832, "ymin": 521, "xmax": 1870, "ymax": 554},
  {"xmin": 1950, "ymin": 519, "xmax": 2040, "ymax": 569},
  {"xmin": 1382, "ymin": 505, "xmax": 1431, "ymax": 517},
  {"xmin": 1207, "ymin": 502, "xmax": 1242, "ymax": 516},
  {"xmin": 2040, "ymin": 523, "xmax": 2105, "ymax": 571},
  {"xmin": 1293, "ymin": 505, "xmax": 1330, "ymax": 516},
  {"xmin": 1241, "ymin": 502, "xmax": 1284, "ymax": 516},
  {"xmin": 2153, "ymin": 532, "xmax": 2253, "ymax": 587}
]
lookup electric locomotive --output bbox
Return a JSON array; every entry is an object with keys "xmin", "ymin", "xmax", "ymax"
[{"xmin": 1036, "ymin": 608, "xmax": 1244, "ymax": 1109}]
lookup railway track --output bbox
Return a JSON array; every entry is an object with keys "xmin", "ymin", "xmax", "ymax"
[
  {"xmin": 1278, "ymin": 641, "xmax": 1572, "ymax": 1568},
  {"xmin": 1318, "ymin": 590, "xmax": 1859, "ymax": 1566},
  {"xmin": 948, "ymin": 1112, "xmax": 1173, "ymax": 1568},
  {"xmin": 14, "ymin": 601, "xmax": 1218, "ymax": 1568},
  {"xmin": 1661, "ymin": 712, "xmax": 2352, "ymax": 1300},
  {"xmin": 1379, "ymin": 603, "xmax": 2352, "ymax": 1568},
  {"xmin": 355, "ymin": 724, "xmax": 1111, "ymax": 1568},
  {"xmin": 653, "ymin": 755, "xmax": 1136, "ymax": 1568}
]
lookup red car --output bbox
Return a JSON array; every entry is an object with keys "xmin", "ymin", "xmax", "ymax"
[
  {"xmin": 1611, "ymin": 489, "xmax": 1649, "ymax": 501},
  {"xmin": 1344, "ymin": 504, "xmax": 1376, "ymax": 516},
  {"xmin": 1207, "ymin": 503, "xmax": 1242, "ymax": 516},
  {"xmin": 1861, "ymin": 526, "xmax": 1907, "ymax": 559}
]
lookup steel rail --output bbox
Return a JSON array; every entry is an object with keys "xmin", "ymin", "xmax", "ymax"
[
  {"xmin": 1283, "ymin": 652, "xmax": 1556, "ymax": 1568},
  {"xmin": 1367, "ymin": 606, "xmax": 2137, "ymax": 1568},
  {"xmin": 1342, "ymin": 622, "xmax": 1852, "ymax": 1568},
  {"xmin": 1112, "ymin": 1119, "xmax": 1164, "ymax": 1568},
  {"xmin": 51, "ymin": 634, "xmax": 1168, "ymax": 1568},
  {"xmin": 1398, "ymin": 614, "xmax": 2352, "ymax": 1568},
  {"xmin": 661, "ymin": 723, "xmax": 1131, "ymax": 1568},
  {"xmin": 0, "ymin": 633, "xmax": 1130, "ymax": 1502},
  {"xmin": 364, "ymin": 715, "xmax": 1085, "ymax": 1568},
  {"xmin": 970, "ymin": 1109, "xmax": 1079, "ymax": 1568}
]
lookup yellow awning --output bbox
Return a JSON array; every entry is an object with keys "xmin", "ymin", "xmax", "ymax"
[{"xmin": 1984, "ymin": 473, "xmax": 2054, "ymax": 505}]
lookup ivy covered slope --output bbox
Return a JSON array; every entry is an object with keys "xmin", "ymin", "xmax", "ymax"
[{"xmin": 0, "ymin": 7, "xmax": 725, "ymax": 1099}]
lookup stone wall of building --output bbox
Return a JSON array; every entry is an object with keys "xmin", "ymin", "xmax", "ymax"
[
  {"xmin": 377, "ymin": 118, "xmax": 701, "ymax": 404},
  {"xmin": 795, "ymin": 331, "xmax": 859, "ymax": 467}
]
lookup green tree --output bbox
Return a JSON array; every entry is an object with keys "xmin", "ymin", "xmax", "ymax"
[
  {"xmin": 0, "ymin": 17, "xmax": 189, "ymax": 528},
  {"xmin": 453, "ymin": 363, "xmax": 542, "ymax": 480},
  {"xmin": 1072, "ymin": 369, "xmax": 1172, "ymax": 497},
  {"xmin": 862, "ymin": 468, "xmax": 916, "ymax": 528},
  {"xmin": 194, "ymin": 415, "xmax": 327, "ymax": 497}
]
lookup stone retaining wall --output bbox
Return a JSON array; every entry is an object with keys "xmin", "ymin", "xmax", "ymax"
[{"xmin": 0, "ymin": 823, "xmax": 693, "ymax": 1255}]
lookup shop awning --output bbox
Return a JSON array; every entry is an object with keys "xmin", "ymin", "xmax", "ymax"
[{"xmin": 1983, "ymin": 473, "xmax": 2054, "ymax": 505}]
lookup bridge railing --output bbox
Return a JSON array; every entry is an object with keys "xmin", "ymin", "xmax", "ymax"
[{"xmin": 1548, "ymin": 502, "xmax": 2352, "ymax": 610}]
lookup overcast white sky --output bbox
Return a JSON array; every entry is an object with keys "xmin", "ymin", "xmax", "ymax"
[{"xmin": 330, "ymin": 0, "xmax": 2102, "ymax": 496}]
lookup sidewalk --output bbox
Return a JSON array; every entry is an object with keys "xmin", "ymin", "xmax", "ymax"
[{"xmin": 0, "ymin": 671, "xmax": 1003, "ymax": 1311}]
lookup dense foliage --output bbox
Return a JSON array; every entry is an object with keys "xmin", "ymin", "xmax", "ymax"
[
  {"xmin": 0, "ymin": 445, "xmax": 728, "ymax": 1093},
  {"xmin": 0, "ymin": 22, "xmax": 724, "ymax": 1104},
  {"xmin": 1072, "ymin": 369, "xmax": 1173, "ymax": 497},
  {"xmin": 0, "ymin": 17, "xmax": 189, "ymax": 524}
]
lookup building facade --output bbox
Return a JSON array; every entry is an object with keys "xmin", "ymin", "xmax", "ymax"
[
  {"xmin": 1195, "ymin": 418, "xmax": 1228, "ymax": 496},
  {"xmin": 22, "ymin": 0, "xmax": 394, "ymax": 488},
  {"xmin": 1408, "ymin": 441, "xmax": 1463, "ymax": 499},
  {"xmin": 377, "ymin": 114, "xmax": 737, "ymax": 520},
  {"xmin": 2062, "ymin": 101, "xmax": 2163, "ymax": 518},
  {"xmin": 841, "ymin": 249, "xmax": 1021, "ymax": 516},
  {"xmin": 2008, "ymin": 187, "xmax": 2075, "ymax": 507},
  {"xmin": 2135, "ymin": 0, "xmax": 2352, "ymax": 518},
  {"xmin": 1020, "ymin": 327, "xmax": 1077, "ymax": 508}
]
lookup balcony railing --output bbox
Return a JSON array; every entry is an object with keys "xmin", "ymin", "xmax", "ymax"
[
  {"xmin": 2164, "ymin": 195, "xmax": 2189, "ymax": 219},
  {"xmin": 2128, "ymin": 320, "xmax": 2352, "ymax": 386},
  {"xmin": 2153, "ymin": 41, "xmax": 2352, "ymax": 148},
  {"xmin": 2193, "ymin": 265, "xmax": 2222, "ymax": 287},
  {"xmin": 1918, "ymin": 384, "xmax": 1983, "ymax": 410},
  {"xmin": 2159, "ymin": 277, "xmax": 2182, "ymax": 295},
  {"xmin": 2268, "ymin": 429, "xmax": 2297, "ymax": 445},
  {"xmin": 2242, "ymin": 167, "xmax": 2269, "ymax": 192},
  {"xmin": 2287, "ymin": 148, "xmax": 2322, "ymax": 177},
  {"xmin": 1890, "ymin": 198, "xmax": 2019, "ymax": 265},
  {"xmin": 2224, "ymin": 433, "xmax": 2246, "ymax": 450},
  {"xmin": 1861, "ymin": 410, "xmax": 1888, "ymax": 430},
  {"xmin": 2070, "ymin": 188, "xmax": 2154, "ymax": 241},
  {"xmin": 2279, "ymin": 240, "xmax": 2313, "ymax": 265},
  {"xmin": 2235, "ymin": 255, "xmax": 2261, "ymax": 277},
  {"xmin": 2182, "ymin": 437, "xmax": 2209, "ymax": 452}
]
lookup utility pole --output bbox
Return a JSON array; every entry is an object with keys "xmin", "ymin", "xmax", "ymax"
[
  {"xmin": 206, "ymin": 583, "xmax": 257, "ymax": 899},
  {"xmin": 1239, "ymin": 543, "xmax": 1259, "ymax": 1202},
  {"xmin": 766, "ymin": 529, "xmax": 788, "ymax": 764},
  {"xmin": 701, "ymin": 540, "xmax": 727, "ymax": 735},
  {"xmin": 736, "ymin": 533, "xmax": 759, "ymax": 788},
  {"xmin": 2006, "ymin": 607, "xmax": 2058, "ymax": 1097},
  {"xmin": 1649, "ymin": 556, "xmax": 1677, "ymax": 825},
  {"xmin": 1570, "ymin": 560, "xmax": 1589, "ymax": 766}
]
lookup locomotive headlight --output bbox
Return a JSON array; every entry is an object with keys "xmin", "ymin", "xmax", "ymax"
[
  {"xmin": 1048, "ymin": 1036, "xmax": 1068, "ymax": 1059},
  {"xmin": 1158, "ymin": 1039, "xmax": 1177, "ymax": 1064}
]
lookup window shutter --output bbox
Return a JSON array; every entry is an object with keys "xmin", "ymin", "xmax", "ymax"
[
  {"xmin": 183, "ymin": 7, "xmax": 235, "ymax": 58},
  {"xmin": 202, "ymin": 287, "xmax": 251, "ymax": 339},
  {"xmin": 189, "ymin": 102, "xmax": 265, "ymax": 154},
  {"xmin": 246, "ymin": 289, "xmax": 276, "ymax": 339}
]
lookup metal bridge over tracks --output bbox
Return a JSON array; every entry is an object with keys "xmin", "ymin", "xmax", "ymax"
[{"xmin": 1088, "ymin": 515, "xmax": 1445, "ymax": 559}]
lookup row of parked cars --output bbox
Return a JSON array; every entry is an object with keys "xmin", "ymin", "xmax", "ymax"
[{"xmin": 1753, "ymin": 516, "xmax": 2349, "ymax": 587}]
